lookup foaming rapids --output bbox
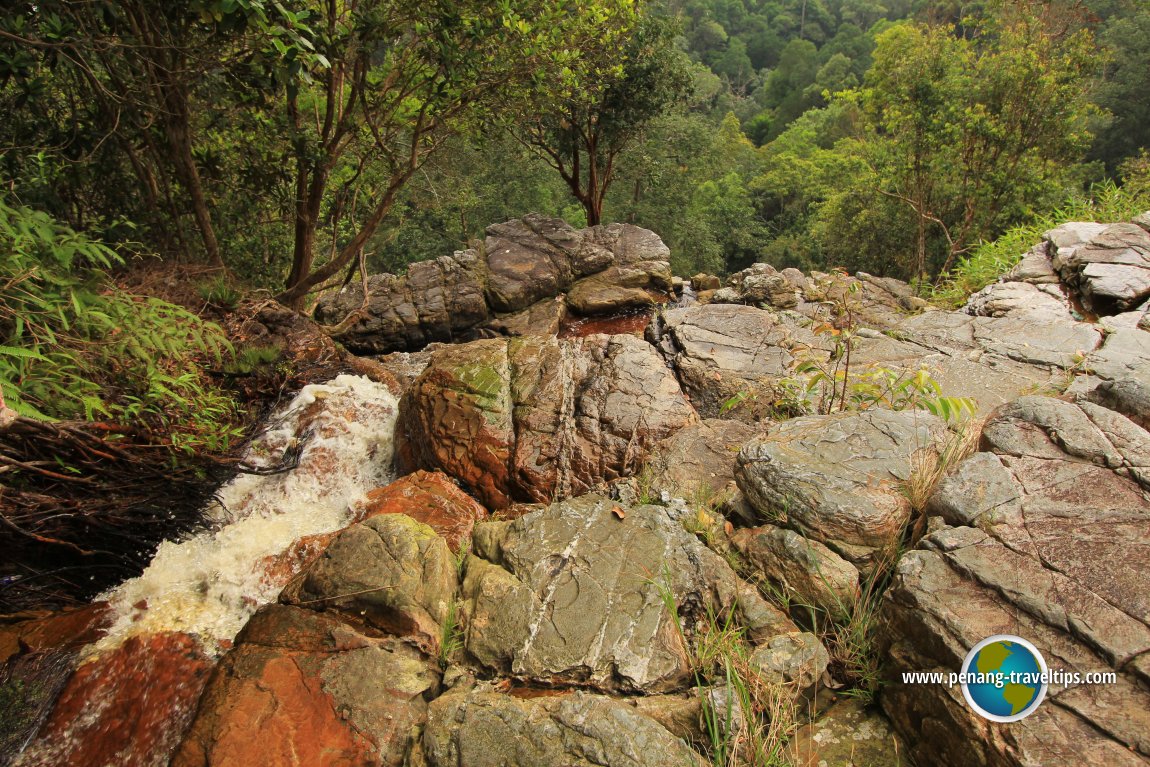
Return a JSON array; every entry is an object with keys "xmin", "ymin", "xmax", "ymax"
[{"xmin": 92, "ymin": 374, "xmax": 399, "ymax": 656}]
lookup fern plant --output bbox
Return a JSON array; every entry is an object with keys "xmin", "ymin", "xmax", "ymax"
[{"xmin": 0, "ymin": 197, "xmax": 243, "ymax": 452}]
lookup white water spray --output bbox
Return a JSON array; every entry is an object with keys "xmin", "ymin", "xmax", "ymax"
[{"xmin": 93, "ymin": 374, "xmax": 399, "ymax": 655}]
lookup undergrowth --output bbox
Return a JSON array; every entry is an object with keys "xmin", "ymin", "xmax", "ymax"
[
  {"xmin": 933, "ymin": 155, "xmax": 1150, "ymax": 306},
  {"xmin": 0, "ymin": 197, "xmax": 246, "ymax": 454}
]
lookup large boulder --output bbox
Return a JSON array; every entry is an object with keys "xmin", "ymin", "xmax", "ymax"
[
  {"xmin": 459, "ymin": 494, "xmax": 800, "ymax": 693},
  {"xmin": 315, "ymin": 251, "xmax": 491, "ymax": 354},
  {"xmin": 316, "ymin": 215, "xmax": 673, "ymax": 354},
  {"xmin": 354, "ymin": 470, "xmax": 487, "ymax": 552},
  {"xmin": 880, "ymin": 394, "xmax": 1150, "ymax": 766},
  {"xmin": 645, "ymin": 418, "xmax": 758, "ymax": 502},
  {"xmin": 398, "ymin": 334, "xmax": 697, "ymax": 509},
  {"xmin": 415, "ymin": 689, "xmax": 706, "ymax": 767},
  {"xmin": 15, "ymin": 633, "xmax": 213, "ymax": 767},
  {"xmin": 731, "ymin": 524, "xmax": 860, "ymax": 615},
  {"xmin": 735, "ymin": 409, "xmax": 948, "ymax": 568},
  {"xmin": 171, "ymin": 606, "xmax": 440, "ymax": 767},
  {"xmin": 1049, "ymin": 220, "xmax": 1150, "ymax": 315},
  {"xmin": 282, "ymin": 514, "xmax": 458, "ymax": 651},
  {"xmin": 647, "ymin": 303, "xmax": 816, "ymax": 421},
  {"xmin": 788, "ymin": 699, "xmax": 906, "ymax": 767}
]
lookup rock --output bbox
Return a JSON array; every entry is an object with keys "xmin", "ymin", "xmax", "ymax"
[
  {"xmin": 481, "ymin": 296, "xmax": 566, "ymax": 338},
  {"xmin": 743, "ymin": 273, "xmax": 798, "ymax": 308},
  {"xmin": 398, "ymin": 334, "xmax": 696, "ymax": 509},
  {"xmin": 731, "ymin": 525, "xmax": 860, "ymax": 615},
  {"xmin": 459, "ymin": 495, "xmax": 798, "ymax": 693},
  {"xmin": 240, "ymin": 300, "xmax": 403, "ymax": 391},
  {"xmin": 374, "ymin": 347, "xmax": 437, "ymax": 394},
  {"xmin": 964, "ymin": 280, "xmax": 1073, "ymax": 321},
  {"xmin": 747, "ymin": 631, "xmax": 830, "ymax": 699},
  {"xmin": 1049, "ymin": 221, "xmax": 1150, "ymax": 314},
  {"xmin": 316, "ymin": 252, "xmax": 490, "ymax": 354},
  {"xmin": 789, "ymin": 699, "xmax": 905, "ymax": 767},
  {"xmin": 794, "ymin": 271, "xmax": 923, "ymax": 331},
  {"xmin": 0, "ymin": 605, "xmax": 112, "ymax": 764},
  {"xmin": 848, "ymin": 329, "xmax": 1062, "ymax": 414},
  {"xmin": 882, "ymin": 393, "xmax": 1150, "ymax": 766},
  {"xmin": 282, "ymin": 514, "xmax": 457, "ymax": 650},
  {"xmin": 0, "ymin": 604, "xmax": 110, "ymax": 665},
  {"xmin": 16, "ymin": 633, "xmax": 213, "ymax": 767},
  {"xmin": 1082, "ymin": 377, "xmax": 1150, "ymax": 430},
  {"xmin": 417, "ymin": 689, "xmax": 706, "ymax": 767},
  {"xmin": 172, "ymin": 606, "xmax": 439, "ymax": 767},
  {"xmin": 1080, "ymin": 327, "xmax": 1150, "ymax": 385},
  {"xmin": 736, "ymin": 409, "xmax": 948, "ymax": 568},
  {"xmin": 898, "ymin": 311, "xmax": 1102, "ymax": 369},
  {"xmin": 691, "ymin": 273, "xmax": 721, "ymax": 291},
  {"xmin": 354, "ymin": 470, "xmax": 488, "ymax": 552},
  {"xmin": 1007, "ymin": 243, "xmax": 1061, "ymax": 284},
  {"xmin": 317, "ymin": 216, "xmax": 673, "ymax": 353},
  {"xmin": 646, "ymin": 418, "xmax": 757, "ymax": 502},
  {"xmin": 648, "ymin": 303, "xmax": 813, "ymax": 421}
]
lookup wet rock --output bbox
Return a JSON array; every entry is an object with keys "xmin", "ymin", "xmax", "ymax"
[
  {"xmin": 172, "ymin": 606, "xmax": 439, "ymax": 767},
  {"xmin": 881, "ymin": 393, "xmax": 1150, "ymax": 766},
  {"xmin": 416, "ymin": 689, "xmax": 706, "ymax": 767},
  {"xmin": 0, "ymin": 604, "xmax": 110, "ymax": 665},
  {"xmin": 736, "ymin": 409, "xmax": 948, "ymax": 568},
  {"xmin": 354, "ymin": 470, "xmax": 488, "ymax": 552},
  {"xmin": 282, "ymin": 514, "xmax": 457, "ymax": 650},
  {"xmin": 374, "ymin": 348, "xmax": 437, "ymax": 394},
  {"xmin": 731, "ymin": 525, "xmax": 860, "ymax": 614},
  {"xmin": 788, "ymin": 699, "xmax": 905, "ymax": 767},
  {"xmin": 460, "ymin": 495, "xmax": 797, "ymax": 693},
  {"xmin": 399, "ymin": 334, "xmax": 696, "ymax": 509},
  {"xmin": 16, "ymin": 633, "xmax": 213, "ymax": 767}
]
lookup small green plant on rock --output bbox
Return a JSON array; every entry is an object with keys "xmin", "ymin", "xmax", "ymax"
[{"xmin": 651, "ymin": 569, "xmax": 798, "ymax": 767}]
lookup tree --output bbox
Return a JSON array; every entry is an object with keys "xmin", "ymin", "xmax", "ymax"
[
  {"xmin": 859, "ymin": 10, "xmax": 1097, "ymax": 278},
  {"xmin": 514, "ymin": 13, "xmax": 692, "ymax": 226},
  {"xmin": 268, "ymin": 0, "xmax": 637, "ymax": 309}
]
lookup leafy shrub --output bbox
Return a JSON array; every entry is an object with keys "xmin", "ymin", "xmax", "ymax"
[
  {"xmin": 0, "ymin": 197, "xmax": 242, "ymax": 452},
  {"xmin": 934, "ymin": 162, "xmax": 1150, "ymax": 306}
]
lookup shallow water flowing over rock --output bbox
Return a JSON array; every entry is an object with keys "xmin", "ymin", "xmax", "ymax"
[{"xmin": 93, "ymin": 374, "xmax": 400, "ymax": 655}]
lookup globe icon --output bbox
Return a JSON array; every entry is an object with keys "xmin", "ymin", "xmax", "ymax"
[{"xmin": 960, "ymin": 635, "xmax": 1048, "ymax": 722}]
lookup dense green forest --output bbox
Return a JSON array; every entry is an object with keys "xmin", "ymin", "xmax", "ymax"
[{"xmin": 1, "ymin": 0, "xmax": 1149, "ymax": 428}]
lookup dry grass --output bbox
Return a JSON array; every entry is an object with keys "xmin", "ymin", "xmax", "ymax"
[{"xmin": 903, "ymin": 418, "xmax": 983, "ymax": 543}]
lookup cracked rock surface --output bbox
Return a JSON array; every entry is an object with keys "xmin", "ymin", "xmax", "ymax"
[{"xmin": 881, "ymin": 394, "xmax": 1150, "ymax": 767}]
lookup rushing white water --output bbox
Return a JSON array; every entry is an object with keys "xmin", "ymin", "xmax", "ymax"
[{"xmin": 93, "ymin": 374, "xmax": 399, "ymax": 655}]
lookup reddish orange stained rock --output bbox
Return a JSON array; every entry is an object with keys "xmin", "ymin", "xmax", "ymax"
[
  {"xmin": 354, "ymin": 470, "xmax": 487, "ymax": 552},
  {"xmin": 0, "ymin": 603, "xmax": 111, "ymax": 664},
  {"xmin": 256, "ymin": 530, "xmax": 341, "ymax": 593},
  {"xmin": 16, "ymin": 632, "xmax": 213, "ymax": 767},
  {"xmin": 172, "ymin": 653, "xmax": 370, "ymax": 767},
  {"xmin": 172, "ymin": 606, "xmax": 440, "ymax": 767}
]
